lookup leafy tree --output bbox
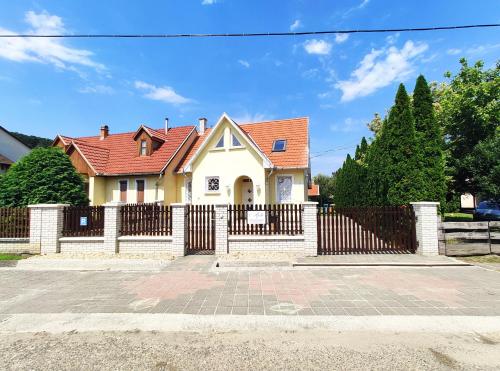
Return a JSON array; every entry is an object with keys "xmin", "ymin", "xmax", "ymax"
[
  {"xmin": 382, "ymin": 84, "xmax": 425, "ymax": 205},
  {"xmin": 433, "ymin": 59, "xmax": 499, "ymax": 197},
  {"xmin": 0, "ymin": 147, "xmax": 88, "ymax": 207},
  {"xmin": 466, "ymin": 127, "xmax": 500, "ymax": 200},
  {"xmin": 313, "ymin": 173, "xmax": 336, "ymax": 205},
  {"xmin": 413, "ymin": 75, "xmax": 446, "ymax": 205},
  {"xmin": 367, "ymin": 113, "xmax": 384, "ymax": 137},
  {"xmin": 10, "ymin": 132, "xmax": 52, "ymax": 148}
]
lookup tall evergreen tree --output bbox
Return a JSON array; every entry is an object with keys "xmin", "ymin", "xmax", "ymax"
[
  {"xmin": 384, "ymin": 84, "xmax": 425, "ymax": 205},
  {"xmin": 413, "ymin": 75, "xmax": 446, "ymax": 205}
]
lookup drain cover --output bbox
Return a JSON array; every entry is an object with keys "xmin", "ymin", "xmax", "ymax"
[{"xmin": 269, "ymin": 302, "xmax": 302, "ymax": 315}]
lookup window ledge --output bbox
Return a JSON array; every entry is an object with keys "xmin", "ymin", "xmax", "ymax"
[
  {"xmin": 229, "ymin": 146, "xmax": 245, "ymax": 151},
  {"xmin": 209, "ymin": 147, "xmax": 226, "ymax": 152}
]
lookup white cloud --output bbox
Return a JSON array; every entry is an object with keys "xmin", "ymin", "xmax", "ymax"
[
  {"xmin": 238, "ymin": 59, "xmax": 250, "ymax": 68},
  {"xmin": 342, "ymin": 0, "xmax": 371, "ymax": 18},
  {"xmin": 358, "ymin": 0, "xmax": 371, "ymax": 9},
  {"xmin": 304, "ymin": 39, "xmax": 332, "ymax": 55},
  {"xmin": 466, "ymin": 43, "xmax": 500, "ymax": 55},
  {"xmin": 330, "ymin": 117, "xmax": 366, "ymax": 132},
  {"xmin": 335, "ymin": 33, "xmax": 349, "ymax": 44},
  {"xmin": 447, "ymin": 48, "xmax": 462, "ymax": 55},
  {"xmin": 134, "ymin": 81, "xmax": 192, "ymax": 105},
  {"xmin": 0, "ymin": 10, "xmax": 104, "ymax": 72},
  {"xmin": 290, "ymin": 19, "xmax": 302, "ymax": 31},
  {"xmin": 335, "ymin": 40, "xmax": 428, "ymax": 102},
  {"xmin": 233, "ymin": 112, "xmax": 273, "ymax": 123},
  {"xmin": 201, "ymin": 0, "xmax": 216, "ymax": 4},
  {"xmin": 78, "ymin": 84, "xmax": 114, "ymax": 94}
]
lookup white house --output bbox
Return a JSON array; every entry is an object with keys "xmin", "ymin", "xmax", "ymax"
[{"xmin": 0, "ymin": 126, "xmax": 31, "ymax": 173}]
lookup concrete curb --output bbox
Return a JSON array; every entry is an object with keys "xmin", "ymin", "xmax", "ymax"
[
  {"xmin": 1, "ymin": 313, "xmax": 499, "ymax": 334},
  {"xmin": 10, "ymin": 259, "xmax": 171, "ymax": 272}
]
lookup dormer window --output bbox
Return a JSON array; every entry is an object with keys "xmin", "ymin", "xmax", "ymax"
[
  {"xmin": 215, "ymin": 135, "xmax": 224, "ymax": 148},
  {"xmin": 232, "ymin": 133, "xmax": 242, "ymax": 147},
  {"xmin": 140, "ymin": 140, "xmax": 147, "ymax": 156},
  {"xmin": 272, "ymin": 139, "xmax": 287, "ymax": 152}
]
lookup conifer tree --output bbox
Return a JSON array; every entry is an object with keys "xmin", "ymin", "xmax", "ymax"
[
  {"xmin": 384, "ymin": 84, "xmax": 425, "ymax": 204},
  {"xmin": 413, "ymin": 75, "xmax": 446, "ymax": 205}
]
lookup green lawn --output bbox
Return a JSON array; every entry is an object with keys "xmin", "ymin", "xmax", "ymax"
[
  {"xmin": 0, "ymin": 254, "xmax": 25, "ymax": 261},
  {"xmin": 444, "ymin": 212, "xmax": 473, "ymax": 222}
]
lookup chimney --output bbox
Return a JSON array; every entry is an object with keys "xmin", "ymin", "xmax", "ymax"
[
  {"xmin": 198, "ymin": 117, "xmax": 207, "ymax": 135},
  {"xmin": 164, "ymin": 117, "xmax": 169, "ymax": 133},
  {"xmin": 100, "ymin": 125, "xmax": 109, "ymax": 140}
]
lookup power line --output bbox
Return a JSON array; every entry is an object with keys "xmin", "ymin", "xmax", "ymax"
[
  {"xmin": 310, "ymin": 145, "xmax": 356, "ymax": 159},
  {"xmin": 0, "ymin": 24, "xmax": 498, "ymax": 38}
]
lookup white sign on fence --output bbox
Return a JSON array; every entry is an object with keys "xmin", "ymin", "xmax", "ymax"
[{"xmin": 247, "ymin": 210, "xmax": 267, "ymax": 225}]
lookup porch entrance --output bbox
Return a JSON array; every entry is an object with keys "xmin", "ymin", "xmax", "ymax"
[
  {"xmin": 186, "ymin": 205, "xmax": 215, "ymax": 254},
  {"xmin": 317, "ymin": 206, "xmax": 417, "ymax": 255},
  {"xmin": 234, "ymin": 176, "xmax": 254, "ymax": 206}
]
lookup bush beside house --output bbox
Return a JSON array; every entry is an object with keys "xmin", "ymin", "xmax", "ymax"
[{"xmin": 0, "ymin": 147, "xmax": 88, "ymax": 207}]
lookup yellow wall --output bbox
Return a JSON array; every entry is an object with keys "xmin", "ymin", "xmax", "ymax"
[
  {"xmin": 187, "ymin": 119, "xmax": 268, "ymax": 204},
  {"xmin": 88, "ymin": 175, "xmax": 163, "ymax": 205},
  {"xmin": 89, "ymin": 176, "xmax": 106, "ymax": 206}
]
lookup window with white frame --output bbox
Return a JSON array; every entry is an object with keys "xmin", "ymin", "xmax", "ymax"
[
  {"xmin": 185, "ymin": 179, "xmax": 192, "ymax": 203},
  {"xmin": 215, "ymin": 135, "xmax": 224, "ymax": 148},
  {"xmin": 276, "ymin": 175, "xmax": 292, "ymax": 203},
  {"xmin": 140, "ymin": 140, "xmax": 147, "ymax": 155},
  {"xmin": 231, "ymin": 133, "xmax": 242, "ymax": 147},
  {"xmin": 205, "ymin": 176, "xmax": 220, "ymax": 193}
]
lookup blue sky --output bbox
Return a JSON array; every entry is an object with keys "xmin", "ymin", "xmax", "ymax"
[{"xmin": 0, "ymin": 0, "xmax": 498, "ymax": 175}]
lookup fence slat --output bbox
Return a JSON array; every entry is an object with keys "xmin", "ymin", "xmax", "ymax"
[
  {"xmin": 119, "ymin": 204, "xmax": 172, "ymax": 236},
  {"xmin": 0, "ymin": 207, "xmax": 30, "ymax": 238}
]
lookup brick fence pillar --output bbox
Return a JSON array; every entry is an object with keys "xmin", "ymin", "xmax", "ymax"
[
  {"xmin": 411, "ymin": 202, "xmax": 440, "ymax": 256},
  {"xmin": 103, "ymin": 202, "xmax": 124, "ymax": 254},
  {"xmin": 171, "ymin": 203, "xmax": 187, "ymax": 257},
  {"xmin": 28, "ymin": 204, "xmax": 68, "ymax": 254},
  {"xmin": 302, "ymin": 202, "xmax": 318, "ymax": 256},
  {"xmin": 214, "ymin": 204, "xmax": 228, "ymax": 255}
]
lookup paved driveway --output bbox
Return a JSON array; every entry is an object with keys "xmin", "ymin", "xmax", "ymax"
[{"xmin": 1, "ymin": 255, "xmax": 500, "ymax": 316}]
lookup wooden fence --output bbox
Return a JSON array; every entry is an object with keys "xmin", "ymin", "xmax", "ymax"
[
  {"xmin": 317, "ymin": 206, "xmax": 417, "ymax": 254},
  {"xmin": 120, "ymin": 203, "xmax": 172, "ymax": 236},
  {"xmin": 62, "ymin": 206, "xmax": 105, "ymax": 237},
  {"xmin": 0, "ymin": 207, "xmax": 30, "ymax": 238},
  {"xmin": 439, "ymin": 221, "xmax": 500, "ymax": 256},
  {"xmin": 228, "ymin": 204, "xmax": 303, "ymax": 235}
]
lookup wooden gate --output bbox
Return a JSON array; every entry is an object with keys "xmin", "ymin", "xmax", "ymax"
[
  {"xmin": 186, "ymin": 205, "xmax": 215, "ymax": 254},
  {"xmin": 317, "ymin": 206, "xmax": 417, "ymax": 254}
]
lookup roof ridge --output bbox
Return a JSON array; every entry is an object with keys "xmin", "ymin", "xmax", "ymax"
[
  {"xmin": 238, "ymin": 116, "xmax": 308, "ymax": 127},
  {"xmin": 61, "ymin": 124, "xmax": 197, "ymax": 141}
]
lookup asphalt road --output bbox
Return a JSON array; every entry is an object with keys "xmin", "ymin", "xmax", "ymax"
[{"xmin": 1, "ymin": 329, "xmax": 499, "ymax": 370}]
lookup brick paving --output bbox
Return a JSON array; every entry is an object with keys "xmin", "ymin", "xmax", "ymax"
[{"xmin": 1, "ymin": 255, "xmax": 500, "ymax": 316}]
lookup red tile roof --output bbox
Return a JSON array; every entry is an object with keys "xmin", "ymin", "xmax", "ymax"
[
  {"xmin": 308, "ymin": 183, "xmax": 320, "ymax": 197},
  {"xmin": 0, "ymin": 154, "xmax": 13, "ymax": 165},
  {"xmin": 61, "ymin": 126, "xmax": 195, "ymax": 175},
  {"xmin": 177, "ymin": 117, "xmax": 309, "ymax": 172}
]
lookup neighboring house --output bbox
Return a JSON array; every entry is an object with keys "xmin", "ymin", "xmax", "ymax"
[
  {"xmin": 0, "ymin": 125, "xmax": 31, "ymax": 173},
  {"xmin": 54, "ymin": 113, "xmax": 312, "ymax": 205},
  {"xmin": 308, "ymin": 183, "xmax": 320, "ymax": 202}
]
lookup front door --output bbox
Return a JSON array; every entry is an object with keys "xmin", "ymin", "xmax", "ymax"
[{"xmin": 241, "ymin": 178, "xmax": 254, "ymax": 206}]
